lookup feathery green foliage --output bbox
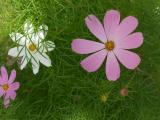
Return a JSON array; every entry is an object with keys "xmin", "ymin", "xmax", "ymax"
[{"xmin": 0, "ymin": 0, "xmax": 160, "ymax": 119}]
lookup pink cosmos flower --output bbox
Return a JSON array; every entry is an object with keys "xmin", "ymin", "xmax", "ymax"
[
  {"xmin": 0, "ymin": 66, "xmax": 20, "ymax": 108},
  {"xmin": 71, "ymin": 10, "xmax": 143, "ymax": 81}
]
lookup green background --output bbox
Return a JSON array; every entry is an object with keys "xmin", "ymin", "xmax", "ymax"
[{"xmin": 0, "ymin": 0, "xmax": 160, "ymax": 119}]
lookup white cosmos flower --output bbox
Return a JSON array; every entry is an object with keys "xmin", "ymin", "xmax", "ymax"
[{"xmin": 8, "ymin": 21, "xmax": 55, "ymax": 74}]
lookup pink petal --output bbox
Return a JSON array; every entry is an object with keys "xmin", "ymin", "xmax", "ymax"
[
  {"xmin": 71, "ymin": 39, "xmax": 105, "ymax": 54},
  {"xmin": 119, "ymin": 32, "xmax": 143, "ymax": 49},
  {"xmin": 4, "ymin": 104, "xmax": 10, "ymax": 108},
  {"xmin": 85, "ymin": 15, "xmax": 107, "ymax": 43},
  {"xmin": 0, "ymin": 76, "xmax": 6, "ymax": 85},
  {"xmin": 106, "ymin": 52, "xmax": 120, "ymax": 81},
  {"xmin": 4, "ymin": 93, "xmax": 9, "ymax": 100},
  {"xmin": 115, "ymin": 49, "xmax": 141, "ymax": 69},
  {"xmin": 115, "ymin": 16, "xmax": 138, "ymax": 40},
  {"xmin": 10, "ymin": 82, "xmax": 20, "ymax": 91},
  {"xmin": 7, "ymin": 91, "xmax": 16, "ymax": 100},
  {"xmin": 80, "ymin": 49, "xmax": 107, "ymax": 72},
  {"xmin": 104, "ymin": 10, "xmax": 120, "ymax": 40},
  {"xmin": 4, "ymin": 95, "xmax": 10, "ymax": 108},
  {"xmin": 8, "ymin": 69, "xmax": 16, "ymax": 84},
  {"xmin": 1, "ymin": 66, "xmax": 8, "ymax": 82},
  {"xmin": 4, "ymin": 98, "xmax": 10, "ymax": 106},
  {"xmin": 0, "ymin": 87, "xmax": 5, "ymax": 97}
]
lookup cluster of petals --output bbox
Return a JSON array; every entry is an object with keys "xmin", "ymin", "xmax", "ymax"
[
  {"xmin": 72, "ymin": 10, "xmax": 143, "ymax": 81},
  {"xmin": 0, "ymin": 66, "xmax": 20, "ymax": 108},
  {"xmin": 0, "ymin": 10, "xmax": 144, "ymax": 108},
  {"xmin": 8, "ymin": 21, "xmax": 55, "ymax": 74}
]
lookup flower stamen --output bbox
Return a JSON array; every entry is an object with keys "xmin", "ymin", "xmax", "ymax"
[
  {"xmin": 105, "ymin": 41, "xmax": 115, "ymax": 51},
  {"xmin": 2, "ymin": 84, "xmax": 9, "ymax": 91},
  {"xmin": 28, "ymin": 44, "xmax": 37, "ymax": 52}
]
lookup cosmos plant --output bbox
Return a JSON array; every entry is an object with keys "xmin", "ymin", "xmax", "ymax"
[
  {"xmin": 8, "ymin": 21, "xmax": 55, "ymax": 74},
  {"xmin": 72, "ymin": 10, "xmax": 143, "ymax": 81},
  {"xmin": 0, "ymin": 66, "xmax": 20, "ymax": 108},
  {"xmin": 0, "ymin": 9, "xmax": 144, "ymax": 109}
]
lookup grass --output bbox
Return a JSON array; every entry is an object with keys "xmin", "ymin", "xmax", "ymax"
[{"xmin": 0, "ymin": 0, "xmax": 160, "ymax": 119}]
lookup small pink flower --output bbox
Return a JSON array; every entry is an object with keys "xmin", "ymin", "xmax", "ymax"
[
  {"xmin": 0, "ymin": 66, "xmax": 20, "ymax": 108},
  {"xmin": 71, "ymin": 10, "xmax": 143, "ymax": 81}
]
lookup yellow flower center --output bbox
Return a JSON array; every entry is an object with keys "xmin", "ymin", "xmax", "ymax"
[
  {"xmin": 105, "ymin": 41, "xmax": 115, "ymax": 51},
  {"xmin": 2, "ymin": 84, "xmax": 9, "ymax": 91},
  {"xmin": 28, "ymin": 43, "xmax": 37, "ymax": 52}
]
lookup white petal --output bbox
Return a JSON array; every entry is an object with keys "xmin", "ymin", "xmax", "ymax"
[
  {"xmin": 37, "ymin": 24, "xmax": 48, "ymax": 40},
  {"xmin": 32, "ymin": 66, "xmax": 39, "ymax": 75},
  {"xmin": 20, "ymin": 56, "xmax": 30, "ymax": 70},
  {"xmin": 31, "ymin": 56, "xmax": 40, "ymax": 74},
  {"xmin": 26, "ymin": 34, "xmax": 36, "ymax": 45},
  {"xmin": 24, "ymin": 21, "xmax": 34, "ymax": 35},
  {"xmin": 36, "ymin": 52, "xmax": 52, "ymax": 67},
  {"xmin": 23, "ymin": 49, "xmax": 31, "ymax": 60},
  {"xmin": 24, "ymin": 21, "xmax": 35, "ymax": 41},
  {"xmin": 8, "ymin": 47, "xmax": 24, "ymax": 57},
  {"xmin": 9, "ymin": 33, "xmax": 27, "ymax": 45},
  {"xmin": 46, "ymin": 41, "xmax": 55, "ymax": 51},
  {"xmin": 38, "ymin": 41, "xmax": 55, "ymax": 53},
  {"xmin": 38, "ymin": 45, "xmax": 47, "ymax": 53}
]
